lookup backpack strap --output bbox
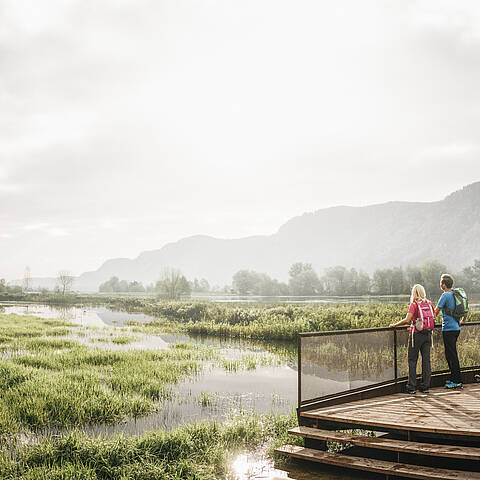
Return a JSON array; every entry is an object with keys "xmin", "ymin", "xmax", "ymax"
[{"xmin": 418, "ymin": 301, "xmax": 425, "ymax": 326}]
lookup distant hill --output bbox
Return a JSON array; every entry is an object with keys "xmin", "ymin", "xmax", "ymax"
[{"xmin": 75, "ymin": 182, "xmax": 480, "ymax": 292}]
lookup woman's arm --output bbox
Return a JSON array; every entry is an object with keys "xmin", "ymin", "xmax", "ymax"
[{"xmin": 389, "ymin": 312, "xmax": 413, "ymax": 328}]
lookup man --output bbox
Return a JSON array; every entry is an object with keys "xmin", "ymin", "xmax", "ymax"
[{"xmin": 434, "ymin": 274, "xmax": 465, "ymax": 389}]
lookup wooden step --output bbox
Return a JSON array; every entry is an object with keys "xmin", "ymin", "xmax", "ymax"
[
  {"xmin": 275, "ymin": 445, "xmax": 480, "ymax": 480},
  {"xmin": 289, "ymin": 426, "xmax": 480, "ymax": 461}
]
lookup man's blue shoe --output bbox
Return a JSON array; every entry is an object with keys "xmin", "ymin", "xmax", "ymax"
[
  {"xmin": 445, "ymin": 380, "xmax": 454, "ymax": 388},
  {"xmin": 446, "ymin": 382, "xmax": 463, "ymax": 389}
]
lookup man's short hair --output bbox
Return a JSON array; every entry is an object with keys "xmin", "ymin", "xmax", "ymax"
[{"xmin": 441, "ymin": 274, "xmax": 454, "ymax": 289}]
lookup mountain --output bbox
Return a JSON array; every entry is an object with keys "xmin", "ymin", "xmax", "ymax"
[{"xmin": 75, "ymin": 182, "xmax": 480, "ymax": 291}]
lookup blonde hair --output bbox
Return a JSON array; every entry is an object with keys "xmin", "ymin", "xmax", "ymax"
[{"xmin": 410, "ymin": 284, "xmax": 427, "ymax": 303}]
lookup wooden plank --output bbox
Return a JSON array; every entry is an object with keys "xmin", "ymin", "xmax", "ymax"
[
  {"xmin": 275, "ymin": 445, "xmax": 480, "ymax": 480},
  {"xmin": 301, "ymin": 384, "xmax": 480, "ymax": 437},
  {"xmin": 289, "ymin": 426, "xmax": 480, "ymax": 460},
  {"xmin": 302, "ymin": 412, "xmax": 480, "ymax": 437}
]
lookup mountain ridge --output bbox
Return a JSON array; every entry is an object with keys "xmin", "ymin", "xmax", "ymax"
[{"xmin": 74, "ymin": 182, "xmax": 480, "ymax": 291}]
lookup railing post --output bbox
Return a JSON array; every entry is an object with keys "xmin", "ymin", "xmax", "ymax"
[
  {"xmin": 298, "ymin": 334, "xmax": 302, "ymax": 409},
  {"xmin": 393, "ymin": 328, "xmax": 398, "ymax": 381}
]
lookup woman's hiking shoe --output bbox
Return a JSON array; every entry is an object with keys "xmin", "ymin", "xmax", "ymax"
[{"xmin": 445, "ymin": 382, "xmax": 463, "ymax": 389}]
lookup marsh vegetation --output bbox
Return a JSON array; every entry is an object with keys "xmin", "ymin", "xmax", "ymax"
[{"xmin": 1, "ymin": 299, "xmax": 479, "ymax": 479}]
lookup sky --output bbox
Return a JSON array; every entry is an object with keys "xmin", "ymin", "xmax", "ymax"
[{"xmin": 1, "ymin": 0, "xmax": 480, "ymax": 280}]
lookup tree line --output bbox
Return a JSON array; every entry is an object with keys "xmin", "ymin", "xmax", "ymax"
[
  {"xmin": 232, "ymin": 259, "xmax": 480, "ymax": 297},
  {"xmin": 5, "ymin": 259, "xmax": 477, "ymax": 300},
  {"xmin": 98, "ymin": 258, "xmax": 480, "ymax": 299},
  {"xmin": 99, "ymin": 269, "xmax": 211, "ymax": 298}
]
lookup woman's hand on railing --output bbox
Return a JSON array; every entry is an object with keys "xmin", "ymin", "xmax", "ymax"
[{"xmin": 389, "ymin": 322, "xmax": 408, "ymax": 328}]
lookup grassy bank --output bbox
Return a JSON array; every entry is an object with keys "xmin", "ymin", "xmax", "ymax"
[
  {"xmin": 4, "ymin": 295, "xmax": 480, "ymax": 340},
  {"xmin": 0, "ymin": 411, "xmax": 301, "ymax": 480},
  {"xmin": 111, "ymin": 299, "xmax": 480, "ymax": 340}
]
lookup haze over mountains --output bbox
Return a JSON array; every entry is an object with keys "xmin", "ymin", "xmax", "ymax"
[{"xmin": 69, "ymin": 182, "xmax": 480, "ymax": 292}]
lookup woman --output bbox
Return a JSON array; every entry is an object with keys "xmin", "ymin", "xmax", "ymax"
[{"xmin": 390, "ymin": 284, "xmax": 435, "ymax": 394}]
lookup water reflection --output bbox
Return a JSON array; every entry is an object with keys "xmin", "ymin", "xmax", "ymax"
[
  {"xmin": 42, "ymin": 365, "xmax": 297, "ymax": 438},
  {"xmin": 2, "ymin": 303, "xmax": 299, "ymax": 434},
  {"xmin": 229, "ymin": 449, "xmax": 372, "ymax": 480},
  {"xmin": 1, "ymin": 304, "xmax": 297, "ymax": 357}
]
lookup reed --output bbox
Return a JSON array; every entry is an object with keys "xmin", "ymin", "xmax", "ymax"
[
  {"xmin": 0, "ymin": 313, "xmax": 218, "ymax": 436},
  {"xmin": 0, "ymin": 411, "xmax": 300, "ymax": 480}
]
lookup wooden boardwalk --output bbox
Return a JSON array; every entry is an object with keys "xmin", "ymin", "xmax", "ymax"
[
  {"xmin": 277, "ymin": 383, "xmax": 480, "ymax": 479},
  {"xmin": 301, "ymin": 383, "xmax": 480, "ymax": 438}
]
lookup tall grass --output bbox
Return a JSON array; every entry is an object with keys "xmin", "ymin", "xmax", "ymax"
[
  {"xmin": 0, "ymin": 314, "xmax": 219, "ymax": 436},
  {"xmin": 0, "ymin": 411, "xmax": 301, "ymax": 480},
  {"xmin": 120, "ymin": 299, "xmax": 480, "ymax": 340}
]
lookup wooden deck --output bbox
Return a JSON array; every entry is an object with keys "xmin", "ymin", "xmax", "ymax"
[
  {"xmin": 276, "ymin": 383, "xmax": 480, "ymax": 479},
  {"xmin": 301, "ymin": 383, "xmax": 480, "ymax": 438},
  {"xmin": 275, "ymin": 445, "xmax": 480, "ymax": 480}
]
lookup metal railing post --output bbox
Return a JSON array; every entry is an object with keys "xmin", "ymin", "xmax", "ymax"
[
  {"xmin": 298, "ymin": 334, "xmax": 302, "ymax": 408},
  {"xmin": 393, "ymin": 328, "xmax": 398, "ymax": 381}
]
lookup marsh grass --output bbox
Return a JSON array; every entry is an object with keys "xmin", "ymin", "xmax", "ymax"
[
  {"xmin": 0, "ymin": 314, "xmax": 219, "ymax": 437},
  {"xmin": 197, "ymin": 391, "xmax": 217, "ymax": 407},
  {"xmin": 221, "ymin": 353, "xmax": 281, "ymax": 372},
  {"xmin": 0, "ymin": 411, "xmax": 300, "ymax": 480},
  {"xmin": 111, "ymin": 335, "xmax": 134, "ymax": 345},
  {"xmin": 116, "ymin": 299, "xmax": 480, "ymax": 340}
]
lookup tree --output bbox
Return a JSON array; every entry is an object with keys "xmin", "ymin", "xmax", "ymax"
[
  {"xmin": 232, "ymin": 270, "xmax": 258, "ymax": 295},
  {"xmin": 406, "ymin": 265, "xmax": 423, "ymax": 288},
  {"xmin": 357, "ymin": 270, "xmax": 372, "ymax": 295},
  {"xmin": 420, "ymin": 260, "xmax": 447, "ymax": 298},
  {"xmin": 457, "ymin": 259, "xmax": 480, "ymax": 294},
  {"xmin": 128, "ymin": 281, "xmax": 145, "ymax": 293},
  {"xmin": 472, "ymin": 259, "xmax": 480, "ymax": 292},
  {"xmin": 231, "ymin": 270, "xmax": 288, "ymax": 296},
  {"xmin": 288, "ymin": 263, "xmax": 322, "ymax": 295},
  {"xmin": 57, "ymin": 270, "xmax": 74, "ymax": 296},
  {"xmin": 192, "ymin": 278, "xmax": 210, "ymax": 293},
  {"xmin": 99, "ymin": 276, "xmax": 119, "ymax": 292},
  {"xmin": 323, "ymin": 266, "xmax": 349, "ymax": 295},
  {"xmin": 156, "ymin": 268, "xmax": 191, "ymax": 299},
  {"xmin": 22, "ymin": 266, "xmax": 31, "ymax": 293},
  {"xmin": 372, "ymin": 269, "xmax": 390, "ymax": 295},
  {"xmin": 390, "ymin": 267, "xmax": 406, "ymax": 295}
]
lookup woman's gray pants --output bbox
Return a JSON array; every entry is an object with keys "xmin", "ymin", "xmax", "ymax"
[{"xmin": 407, "ymin": 331, "xmax": 432, "ymax": 391}]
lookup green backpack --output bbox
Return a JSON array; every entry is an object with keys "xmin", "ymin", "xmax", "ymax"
[{"xmin": 446, "ymin": 288, "xmax": 469, "ymax": 321}]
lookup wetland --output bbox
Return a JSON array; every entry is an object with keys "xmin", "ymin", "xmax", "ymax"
[{"xmin": 1, "ymin": 299, "xmax": 479, "ymax": 479}]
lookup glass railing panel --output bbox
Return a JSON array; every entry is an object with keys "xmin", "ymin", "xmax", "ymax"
[{"xmin": 300, "ymin": 329, "xmax": 394, "ymax": 404}]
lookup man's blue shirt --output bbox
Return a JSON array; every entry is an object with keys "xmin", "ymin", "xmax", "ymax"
[{"xmin": 437, "ymin": 291, "xmax": 460, "ymax": 331}]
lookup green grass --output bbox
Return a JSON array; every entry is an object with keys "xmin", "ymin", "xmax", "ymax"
[
  {"xmin": 0, "ymin": 411, "xmax": 301, "ymax": 480},
  {"xmin": 221, "ymin": 353, "xmax": 280, "ymax": 372},
  {"xmin": 113, "ymin": 299, "xmax": 480, "ymax": 344},
  {"xmin": 111, "ymin": 335, "xmax": 134, "ymax": 345},
  {"xmin": 0, "ymin": 314, "xmax": 219, "ymax": 437}
]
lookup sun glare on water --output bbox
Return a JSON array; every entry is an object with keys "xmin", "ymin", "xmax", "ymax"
[{"xmin": 230, "ymin": 452, "xmax": 288, "ymax": 480}]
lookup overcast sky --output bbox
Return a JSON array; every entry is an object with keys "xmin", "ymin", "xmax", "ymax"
[{"xmin": 1, "ymin": 0, "xmax": 480, "ymax": 280}]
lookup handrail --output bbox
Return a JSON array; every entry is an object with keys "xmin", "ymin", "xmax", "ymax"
[
  {"xmin": 298, "ymin": 321, "xmax": 480, "ymax": 409},
  {"xmin": 298, "ymin": 321, "xmax": 480, "ymax": 337}
]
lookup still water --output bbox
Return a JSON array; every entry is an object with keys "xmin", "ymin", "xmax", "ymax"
[{"xmin": 1, "ymin": 304, "xmax": 299, "ymax": 428}]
